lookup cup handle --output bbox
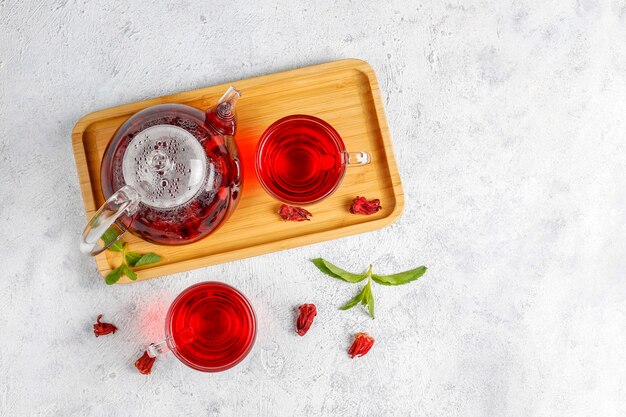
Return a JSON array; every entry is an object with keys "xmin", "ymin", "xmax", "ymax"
[
  {"xmin": 80, "ymin": 185, "xmax": 142, "ymax": 256},
  {"xmin": 347, "ymin": 151, "xmax": 371, "ymax": 166},
  {"xmin": 135, "ymin": 339, "xmax": 171, "ymax": 375},
  {"xmin": 146, "ymin": 340, "xmax": 170, "ymax": 358}
]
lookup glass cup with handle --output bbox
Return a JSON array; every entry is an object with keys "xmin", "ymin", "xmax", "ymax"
[{"xmin": 255, "ymin": 114, "xmax": 371, "ymax": 205}]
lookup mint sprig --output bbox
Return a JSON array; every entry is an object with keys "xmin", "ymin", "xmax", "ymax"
[
  {"xmin": 312, "ymin": 258, "xmax": 427, "ymax": 319},
  {"xmin": 102, "ymin": 228, "xmax": 161, "ymax": 285}
]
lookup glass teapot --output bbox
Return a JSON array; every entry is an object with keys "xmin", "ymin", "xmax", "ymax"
[{"xmin": 80, "ymin": 87, "xmax": 242, "ymax": 255}]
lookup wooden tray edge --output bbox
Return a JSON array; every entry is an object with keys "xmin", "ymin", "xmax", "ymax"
[{"xmin": 114, "ymin": 204, "xmax": 405, "ymax": 284}]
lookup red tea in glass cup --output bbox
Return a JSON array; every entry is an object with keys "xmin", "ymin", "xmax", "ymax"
[
  {"xmin": 255, "ymin": 115, "xmax": 371, "ymax": 205},
  {"xmin": 144, "ymin": 282, "xmax": 256, "ymax": 373}
]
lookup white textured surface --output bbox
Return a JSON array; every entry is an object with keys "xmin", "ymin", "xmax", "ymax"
[{"xmin": 1, "ymin": 1, "xmax": 625, "ymax": 416}]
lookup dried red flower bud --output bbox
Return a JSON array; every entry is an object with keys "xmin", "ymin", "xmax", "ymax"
[
  {"xmin": 348, "ymin": 332, "xmax": 374, "ymax": 358},
  {"xmin": 350, "ymin": 196, "xmax": 382, "ymax": 215},
  {"xmin": 296, "ymin": 304, "xmax": 317, "ymax": 336},
  {"xmin": 134, "ymin": 350, "xmax": 156, "ymax": 375},
  {"xmin": 278, "ymin": 204, "xmax": 312, "ymax": 221},
  {"xmin": 93, "ymin": 314, "xmax": 118, "ymax": 337}
]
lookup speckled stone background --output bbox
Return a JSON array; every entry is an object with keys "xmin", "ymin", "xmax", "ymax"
[{"xmin": 1, "ymin": 1, "xmax": 625, "ymax": 416}]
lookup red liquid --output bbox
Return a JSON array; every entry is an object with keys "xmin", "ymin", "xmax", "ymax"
[
  {"xmin": 256, "ymin": 115, "xmax": 347, "ymax": 205},
  {"xmin": 100, "ymin": 104, "xmax": 241, "ymax": 245},
  {"xmin": 166, "ymin": 282, "xmax": 256, "ymax": 372}
]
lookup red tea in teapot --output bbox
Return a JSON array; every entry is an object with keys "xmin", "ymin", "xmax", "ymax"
[{"xmin": 97, "ymin": 88, "xmax": 242, "ymax": 246}]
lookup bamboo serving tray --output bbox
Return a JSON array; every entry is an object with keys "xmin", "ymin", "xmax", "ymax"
[{"xmin": 72, "ymin": 59, "xmax": 404, "ymax": 283}]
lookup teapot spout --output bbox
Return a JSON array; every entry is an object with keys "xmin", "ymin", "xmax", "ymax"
[{"xmin": 205, "ymin": 86, "xmax": 241, "ymax": 136}]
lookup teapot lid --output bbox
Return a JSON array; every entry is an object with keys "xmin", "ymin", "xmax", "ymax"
[{"xmin": 122, "ymin": 124, "xmax": 208, "ymax": 209}]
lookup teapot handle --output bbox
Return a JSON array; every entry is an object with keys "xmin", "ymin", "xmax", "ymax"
[{"xmin": 80, "ymin": 185, "xmax": 142, "ymax": 256}]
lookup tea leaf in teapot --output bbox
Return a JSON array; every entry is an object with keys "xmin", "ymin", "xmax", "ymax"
[
  {"xmin": 135, "ymin": 253, "xmax": 161, "ymax": 267},
  {"xmin": 102, "ymin": 228, "xmax": 123, "ymax": 252}
]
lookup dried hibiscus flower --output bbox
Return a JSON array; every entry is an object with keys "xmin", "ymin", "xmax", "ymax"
[
  {"xmin": 350, "ymin": 196, "xmax": 382, "ymax": 215},
  {"xmin": 93, "ymin": 314, "xmax": 118, "ymax": 337},
  {"xmin": 296, "ymin": 304, "xmax": 317, "ymax": 336},
  {"xmin": 278, "ymin": 204, "xmax": 312, "ymax": 221},
  {"xmin": 134, "ymin": 350, "xmax": 156, "ymax": 375},
  {"xmin": 348, "ymin": 332, "xmax": 374, "ymax": 358}
]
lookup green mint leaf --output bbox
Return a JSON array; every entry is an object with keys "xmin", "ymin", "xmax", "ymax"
[
  {"xmin": 340, "ymin": 281, "xmax": 375, "ymax": 319},
  {"xmin": 364, "ymin": 281, "xmax": 375, "ymax": 319},
  {"xmin": 105, "ymin": 266, "xmax": 123, "ymax": 285},
  {"xmin": 121, "ymin": 263, "xmax": 137, "ymax": 281},
  {"xmin": 125, "ymin": 251, "xmax": 143, "ymax": 267},
  {"xmin": 340, "ymin": 286, "xmax": 366, "ymax": 310},
  {"xmin": 101, "ymin": 228, "xmax": 123, "ymax": 252},
  {"xmin": 311, "ymin": 258, "xmax": 368, "ymax": 283},
  {"xmin": 311, "ymin": 258, "xmax": 342, "ymax": 278},
  {"xmin": 372, "ymin": 266, "xmax": 427, "ymax": 286},
  {"xmin": 135, "ymin": 253, "xmax": 161, "ymax": 267}
]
